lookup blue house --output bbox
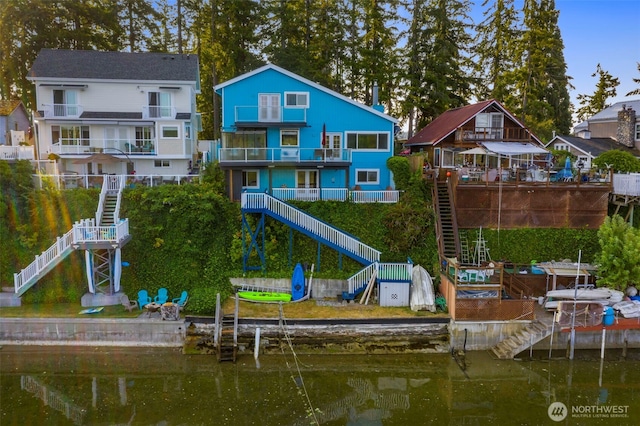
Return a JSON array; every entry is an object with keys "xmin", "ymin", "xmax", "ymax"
[{"xmin": 214, "ymin": 64, "xmax": 398, "ymax": 201}]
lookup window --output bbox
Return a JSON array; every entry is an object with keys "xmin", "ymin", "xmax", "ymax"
[
  {"xmin": 475, "ymin": 112, "xmax": 504, "ymax": 138},
  {"xmin": 285, "ymin": 92, "xmax": 309, "ymax": 108},
  {"xmin": 184, "ymin": 122, "xmax": 192, "ymax": 140},
  {"xmin": 52, "ymin": 125, "xmax": 90, "ymax": 146},
  {"xmin": 259, "ymin": 93, "xmax": 280, "ymax": 121},
  {"xmin": 154, "ymin": 160, "xmax": 170, "ymax": 168},
  {"xmin": 161, "ymin": 126, "xmax": 179, "ymax": 138},
  {"xmin": 52, "ymin": 89, "xmax": 79, "ymax": 116},
  {"xmin": 635, "ymin": 123, "xmax": 640, "ymax": 141},
  {"xmin": 135, "ymin": 126, "xmax": 154, "ymax": 150},
  {"xmin": 148, "ymin": 92, "xmax": 172, "ymax": 118},
  {"xmin": 223, "ymin": 129, "xmax": 266, "ymax": 148},
  {"xmin": 434, "ymin": 148, "xmax": 441, "ymax": 167},
  {"xmin": 356, "ymin": 169, "xmax": 379, "ymax": 185},
  {"xmin": 554, "ymin": 143, "xmax": 568, "ymax": 151},
  {"xmin": 281, "ymin": 129, "xmax": 299, "ymax": 146},
  {"xmin": 242, "ymin": 170, "xmax": 259, "ymax": 188},
  {"xmin": 346, "ymin": 132, "xmax": 389, "ymax": 150}
]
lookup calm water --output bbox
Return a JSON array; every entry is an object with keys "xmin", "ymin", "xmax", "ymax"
[{"xmin": 1, "ymin": 346, "xmax": 639, "ymax": 425}]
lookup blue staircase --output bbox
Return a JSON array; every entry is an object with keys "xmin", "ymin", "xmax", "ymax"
[{"xmin": 241, "ymin": 193, "xmax": 381, "ymax": 267}]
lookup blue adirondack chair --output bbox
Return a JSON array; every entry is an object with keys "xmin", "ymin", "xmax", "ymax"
[
  {"xmin": 172, "ymin": 291, "xmax": 188, "ymax": 310},
  {"xmin": 137, "ymin": 289, "xmax": 152, "ymax": 310},
  {"xmin": 154, "ymin": 287, "xmax": 169, "ymax": 304}
]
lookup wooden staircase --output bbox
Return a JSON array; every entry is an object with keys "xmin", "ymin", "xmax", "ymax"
[
  {"xmin": 489, "ymin": 320, "xmax": 554, "ymax": 359},
  {"xmin": 214, "ymin": 293, "xmax": 238, "ymax": 362},
  {"xmin": 434, "ymin": 180, "xmax": 460, "ymax": 259}
]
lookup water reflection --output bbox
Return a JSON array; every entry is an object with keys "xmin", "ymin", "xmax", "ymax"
[{"xmin": 1, "ymin": 347, "xmax": 638, "ymax": 425}]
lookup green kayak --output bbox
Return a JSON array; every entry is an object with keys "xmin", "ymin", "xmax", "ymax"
[{"xmin": 237, "ymin": 291, "xmax": 292, "ymax": 303}]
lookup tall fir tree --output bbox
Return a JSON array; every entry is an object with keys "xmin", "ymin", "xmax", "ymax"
[
  {"xmin": 575, "ymin": 63, "xmax": 620, "ymax": 122},
  {"xmin": 510, "ymin": 0, "xmax": 571, "ymax": 140},
  {"xmin": 472, "ymin": 0, "xmax": 520, "ymax": 102}
]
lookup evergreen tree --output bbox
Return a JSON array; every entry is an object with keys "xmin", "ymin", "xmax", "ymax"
[
  {"xmin": 410, "ymin": 0, "xmax": 473, "ymax": 128},
  {"xmin": 510, "ymin": 0, "xmax": 571, "ymax": 141},
  {"xmin": 575, "ymin": 63, "xmax": 620, "ymax": 122},
  {"xmin": 118, "ymin": 0, "xmax": 162, "ymax": 52},
  {"xmin": 472, "ymin": 0, "xmax": 520, "ymax": 102},
  {"xmin": 626, "ymin": 62, "xmax": 640, "ymax": 97}
]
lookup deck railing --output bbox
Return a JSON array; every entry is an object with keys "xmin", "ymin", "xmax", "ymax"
[
  {"xmin": 270, "ymin": 187, "xmax": 399, "ymax": 203},
  {"xmin": 0, "ymin": 145, "xmax": 35, "ymax": 160},
  {"xmin": 13, "ymin": 219, "xmax": 130, "ymax": 295},
  {"xmin": 218, "ymin": 147, "xmax": 350, "ymax": 163},
  {"xmin": 612, "ymin": 173, "xmax": 640, "ymax": 196},
  {"xmin": 242, "ymin": 192, "xmax": 381, "ymax": 264}
]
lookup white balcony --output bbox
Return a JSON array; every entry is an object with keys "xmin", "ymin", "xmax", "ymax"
[
  {"xmin": 42, "ymin": 104, "xmax": 83, "ymax": 118},
  {"xmin": 234, "ymin": 106, "xmax": 307, "ymax": 124},
  {"xmin": 218, "ymin": 147, "xmax": 350, "ymax": 163},
  {"xmin": 51, "ymin": 138, "xmax": 157, "ymax": 155},
  {"xmin": 142, "ymin": 106, "xmax": 176, "ymax": 119}
]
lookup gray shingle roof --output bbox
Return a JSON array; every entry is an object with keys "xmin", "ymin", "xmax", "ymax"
[
  {"xmin": 28, "ymin": 49, "xmax": 199, "ymax": 82},
  {"xmin": 552, "ymin": 135, "xmax": 640, "ymax": 157}
]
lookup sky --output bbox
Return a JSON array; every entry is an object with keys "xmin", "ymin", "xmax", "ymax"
[{"xmin": 512, "ymin": 0, "xmax": 639, "ymax": 107}]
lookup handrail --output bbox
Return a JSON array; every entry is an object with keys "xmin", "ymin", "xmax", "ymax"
[
  {"xmin": 347, "ymin": 263, "xmax": 378, "ymax": 295},
  {"xmin": 233, "ymin": 292, "xmax": 239, "ymax": 348},
  {"xmin": 95, "ymin": 175, "xmax": 107, "ymax": 224},
  {"xmin": 242, "ymin": 192, "xmax": 381, "ymax": 264},
  {"xmin": 447, "ymin": 178, "xmax": 461, "ymax": 258},
  {"xmin": 14, "ymin": 229, "xmax": 75, "ymax": 295}
]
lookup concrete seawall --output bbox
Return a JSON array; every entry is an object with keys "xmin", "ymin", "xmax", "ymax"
[{"xmin": 0, "ymin": 317, "xmax": 186, "ymax": 347}]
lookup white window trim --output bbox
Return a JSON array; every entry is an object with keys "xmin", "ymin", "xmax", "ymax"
[
  {"xmin": 242, "ymin": 170, "xmax": 260, "ymax": 189},
  {"xmin": 284, "ymin": 91, "xmax": 309, "ymax": 108},
  {"xmin": 346, "ymin": 131, "xmax": 390, "ymax": 151},
  {"xmin": 355, "ymin": 168, "xmax": 380, "ymax": 185},
  {"xmin": 280, "ymin": 129, "xmax": 300, "ymax": 147},
  {"xmin": 161, "ymin": 125, "xmax": 180, "ymax": 139},
  {"xmin": 635, "ymin": 123, "xmax": 640, "ymax": 141},
  {"xmin": 154, "ymin": 160, "xmax": 170, "ymax": 168}
]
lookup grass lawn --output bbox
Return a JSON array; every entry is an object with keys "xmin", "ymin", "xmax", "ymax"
[{"xmin": 0, "ymin": 298, "xmax": 448, "ymax": 320}]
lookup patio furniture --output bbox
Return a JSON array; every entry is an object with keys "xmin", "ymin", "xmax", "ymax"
[
  {"xmin": 120, "ymin": 294, "xmax": 138, "ymax": 312},
  {"xmin": 137, "ymin": 290, "xmax": 152, "ymax": 310},
  {"xmin": 154, "ymin": 287, "xmax": 169, "ymax": 304},
  {"xmin": 172, "ymin": 291, "xmax": 189, "ymax": 310}
]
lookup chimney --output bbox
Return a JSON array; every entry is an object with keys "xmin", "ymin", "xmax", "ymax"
[
  {"xmin": 617, "ymin": 105, "xmax": 636, "ymax": 148},
  {"xmin": 372, "ymin": 81, "xmax": 384, "ymax": 113}
]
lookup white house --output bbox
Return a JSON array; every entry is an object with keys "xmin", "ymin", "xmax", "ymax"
[{"xmin": 27, "ymin": 49, "xmax": 201, "ymax": 179}]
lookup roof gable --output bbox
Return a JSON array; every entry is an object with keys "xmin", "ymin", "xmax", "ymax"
[
  {"xmin": 215, "ymin": 64, "xmax": 397, "ymax": 123},
  {"xmin": 547, "ymin": 135, "xmax": 640, "ymax": 157},
  {"xmin": 406, "ymin": 99, "xmax": 541, "ymax": 146},
  {"xmin": 0, "ymin": 100, "xmax": 25, "ymax": 116},
  {"xmin": 28, "ymin": 49, "xmax": 199, "ymax": 82}
]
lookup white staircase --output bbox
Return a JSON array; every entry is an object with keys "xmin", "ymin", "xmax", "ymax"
[
  {"xmin": 242, "ymin": 192, "xmax": 381, "ymax": 265},
  {"xmin": 489, "ymin": 320, "xmax": 554, "ymax": 359},
  {"xmin": 9, "ymin": 175, "xmax": 129, "ymax": 298}
]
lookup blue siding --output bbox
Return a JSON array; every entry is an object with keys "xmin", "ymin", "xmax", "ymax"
[{"xmin": 218, "ymin": 66, "xmax": 397, "ymax": 192}]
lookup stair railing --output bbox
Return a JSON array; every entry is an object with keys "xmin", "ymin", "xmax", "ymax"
[
  {"xmin": 112, "ymin": 175, "xmax": 126, "ymax": 223},
  {"xmin": 242, "ymin": 192, "xmax": 380, "ymax": 264},
  {"xmin": 95, "ymin": 175, "xmax": 108, "ymax": 224},
  {"xmin": 446, "ymin": 179, "xmax": 462, "ymax": 258},
  {"xmin": 347, "ymin": 262, "xmax": 378, "ymax": 295},
  {"xmin": 432, "ymin": 181, "xmax": 447, "ymax": 257},
  {"xmin": 14, "ymin": 229, "xmax": 75, "ymax": 294}
]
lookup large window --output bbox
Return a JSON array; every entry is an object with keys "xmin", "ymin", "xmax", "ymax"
[
  {"xmin": 475, "ymin": 112, "xmax": 504, "ymax": 138},
  {"xmin": 346, "ymin": 132, "xmax": 389, "ymax": 150},
  {"xmin": 355, "ymin": 169, "xmax": 379, "ymax": 185},
  {"xmin": 242, "ymin": 170, "xmax": 259, "ymax": 188},
  {"xmin": 281, "ymin": 129, "xmax": 299, "ymax": 146},
  {"xmin": 259, "ymin": 94, "xmax": 280, "ymax": 122},
  {"xmin": 223, "ymin": 130, "xmax": 266, "ymax": 148},
  {"xmin": 52, "ymin": 125, "xmax": 89, "ymax": 145},
  {"xmin": 135, "ymin": 126, "xmax": 154, "ymax": 149},
  {"xmin": 285, "ymin": 92, "xmax": 309, "ymax": 108}
]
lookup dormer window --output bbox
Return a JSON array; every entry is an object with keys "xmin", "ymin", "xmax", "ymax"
[{"xmin": 285, "ymin": 92, "xmax": 308, "ymax": 108}]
